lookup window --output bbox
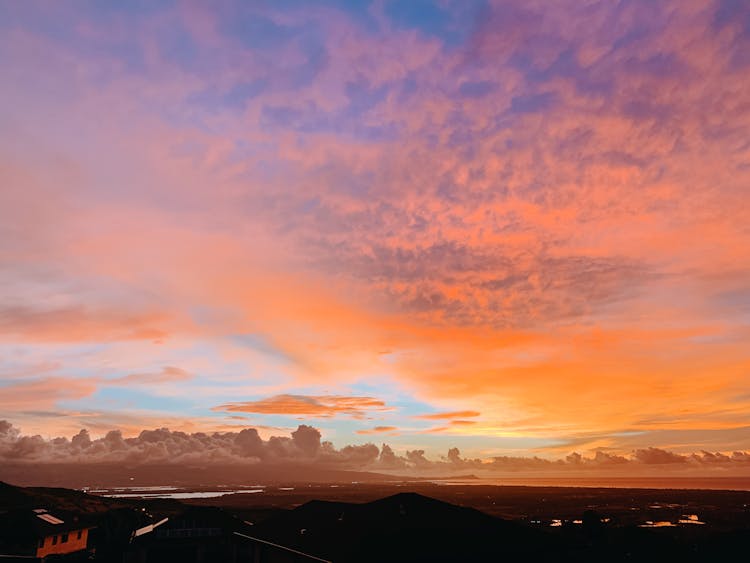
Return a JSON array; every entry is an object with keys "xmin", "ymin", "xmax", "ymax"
[
  {"xmin": 38, "ymin": 538, "xmax": 45, "ymax": 548},
  {"xmin": 77, "ymin": 530, "xmax": 83, "ymax": 540},
  {"xmin": 61, "ymin": 533, "xmax": 69, "ymax": 543},
  {"xmin": 52, "ymin": 536, "xmax": 58, "ymax": 545}
]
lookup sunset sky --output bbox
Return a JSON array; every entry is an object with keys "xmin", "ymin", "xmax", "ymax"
[{"xmin": 1, "ymin": 0, "xmax": 749, "ymax": 465}]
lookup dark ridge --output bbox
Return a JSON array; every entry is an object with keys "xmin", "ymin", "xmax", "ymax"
[
  {"xmin": 252, "ymin": 491, "xmax": 550, "ymax": 562},
  {"xmin": 4, "ymin": 481, "xmax": 750, "ymax": 562},
  {"xmin": 0, "ymin": 481, "xmax": 31, "ymax": 508}
]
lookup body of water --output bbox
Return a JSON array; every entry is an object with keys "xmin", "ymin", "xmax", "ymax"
[
  {"xmin": 432, "ymin": 476, "xmax": 750, "ymax": 491},
  {"xmin": 99, "ymin": 488, "xmax": 266, "ymax": 499}
]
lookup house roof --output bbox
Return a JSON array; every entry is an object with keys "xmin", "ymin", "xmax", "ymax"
[{"xmin": 0, "ymin": 508, "xmax": 94, "ymax": 542}]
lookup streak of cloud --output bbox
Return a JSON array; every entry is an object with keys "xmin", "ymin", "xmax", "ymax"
[{"xmin": 214, "ymin": 395, "xmax": 392, "ymax": 419}]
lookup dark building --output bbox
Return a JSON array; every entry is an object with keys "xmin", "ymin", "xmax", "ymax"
[
  {"xmin": 0, "ymin": 507, "xmax": 93, "ymax": 560},
  {"xmin": 125, "ymin": 506, "xmax": 329, "ymax": 563}
]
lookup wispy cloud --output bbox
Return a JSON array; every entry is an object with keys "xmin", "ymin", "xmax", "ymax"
[
  {"xmin": 214, "ymin": 395, "xmax": 392, "ymax": 419},
  {"xmin": 356, "ymin": 426, "xmax": 399, "ymax": 435},
  {"xmin": 416, "ymin": 411, "xmax": 481, "ymax": 420},
  {"xmin": 108, "ymin": 366, "xmax": 192, "ymax": 386}
]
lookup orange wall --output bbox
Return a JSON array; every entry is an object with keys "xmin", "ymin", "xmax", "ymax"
[{"xmin": 36, "ymin": 528, "xmax": 90, "ymax": 557}]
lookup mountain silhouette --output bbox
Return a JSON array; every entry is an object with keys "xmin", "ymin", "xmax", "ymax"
[{"xmin": 252, "ymin": 491, "xmax": 553, "ymax": 562}]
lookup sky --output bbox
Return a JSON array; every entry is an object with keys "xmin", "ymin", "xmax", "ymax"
[{"xmin": 0, "ymin": 0, "xmax": 749, "ymax": 471}]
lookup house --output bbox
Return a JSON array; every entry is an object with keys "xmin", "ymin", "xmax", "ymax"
[{"xmin": 0, "ymin": 508, "xmax": 94, "ymax": 560}]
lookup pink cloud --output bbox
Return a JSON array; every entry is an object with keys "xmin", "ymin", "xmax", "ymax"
[
  {"xmin": 108, "ymin": 366, "xmax": 192, "ymax": 386},
  {"xmin": 0, "ymin": 378, "xmax": 98, "ymax": 411}
]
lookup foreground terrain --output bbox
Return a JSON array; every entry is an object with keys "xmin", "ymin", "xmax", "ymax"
[{"xmin": 2, "ymin": 480, "xmax": 750, "ymax": 561}]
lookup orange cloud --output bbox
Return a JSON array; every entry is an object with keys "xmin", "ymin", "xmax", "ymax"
[
  {"xmin": 0, "ymin": 378, "xmax": 98, "ymax": 411},
  {"xmin": 214, "ymin": 395, "xmax": 391, "ymax": 419},
  {"xmin": 0, "ymin": 305, "xmax": 171, "ymax": 343},
  {"xmin": 356, "ymin": 426, "xmax": 399, "ymax": 435},
  {"xmin": 108, "ymin": 366, "xmax": 192, "ymax": 386},
  {"xmin": 416, "ymin": 411, "xmax": 481, "ymax": 420}
]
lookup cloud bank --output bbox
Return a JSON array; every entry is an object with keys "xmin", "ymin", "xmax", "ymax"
[{"xmin": 2, "ymin": 421, "xmax": 750, "ymax": 478}]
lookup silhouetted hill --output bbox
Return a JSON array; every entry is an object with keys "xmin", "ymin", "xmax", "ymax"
[
  {"xmin": 0, "ymin": 480, "xmax": 122, "ymax": 513},
  {"xmin": 0, "ymin": 481, "xmax": 30, "ymax": 508},
  {"xmin": 252, "ymin": 491, "xmax": 554, "ymax": 562}
]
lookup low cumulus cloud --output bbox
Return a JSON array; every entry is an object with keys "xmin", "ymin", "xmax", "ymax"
[
  {"xmin": 2, "ymin": 421, "xmax": 750, "ymax": 475},
  {"xmin": 633, "ymin": 447, "xmax": 688, "ymax": 464},
  {"xmin": 0, "ymin": 420, "xmax": 378, "ymax": 467}
]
